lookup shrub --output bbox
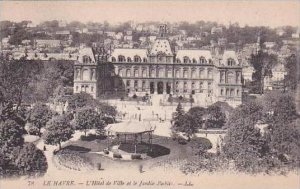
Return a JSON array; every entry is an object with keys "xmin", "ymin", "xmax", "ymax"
[
  {"xmin": 177, "ymin": 137, "xmax": 187, "ymax": 145},
  {"xmin": 190, "ymin": 137, "xmax": 213, "ymax": 156},
  {"xmin": 28, "ymin": 126, "xmax": 40, "ymax": 136},
  {"xmin": 113, "ymin": 153, "xmax": 122, "ymax": 158},
  {"xmin": 131, "ymin": 154, "xmax": 142, "ymax": 160}
]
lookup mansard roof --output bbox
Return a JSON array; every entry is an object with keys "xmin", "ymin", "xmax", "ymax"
[
  {"xmin": 110, "ymin": 48, "xmax": 148, "ymax": 60},
  {"xmin": 150, "ymin": 38, "xmax": 173, "ymax": 56},
  {"xmin": 220, "ymin": 50, "xmax": 239, "ymax": 65},
  {"xmin": 77, "ymin": 47, "xmax": 96, "ymax": 64},
  {"xmin": 176, "ymin": 49, "xmax": 212, "ymax": 62}
]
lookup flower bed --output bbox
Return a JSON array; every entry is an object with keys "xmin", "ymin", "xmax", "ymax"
[{"xmin": 55, "ymin": 149, "xmax": 94, "ymax": 171}]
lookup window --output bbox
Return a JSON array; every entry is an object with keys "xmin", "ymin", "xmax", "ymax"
[
  {"xmin": 158, "ymin": 69, "xmax": 164, "ymax": 77},
  {"xmin": 176, "ymin": 59, "xmax": 181, "ymax": 63},
  {"xmin": 166, "ymin": 57, "xmax": 172, "ymax": 63},
  {"xmin": 220, "ymin": 71, "xmax": 225, "ymax": 83},
  {"xmin": 118, "ymin": 55, "xmax": 125, "ymax": 62},
  {"xmin": 134, "ymin": 69, "xmax": 139, "ymax": 77},
  {"xmin": 208, "ymin": 59, "xmax": 212, "ymax": 64},
  {"xmin": 175, "ymin": 70, "xmax": 180, "ymax": 78},
  {"xmin": 236, "ymin": 72, "xmax": 241, "ymax": 83},
  {"xmin": 134, "ymin": 56, "xmax": 141, "ymax": 63},
  {"xmin": 191, "ymin": 82, "xmax": 195, "ymax": 89},
  {"xmin": 183, "ymin": 70, "xmax": 188, "ymax": 78},
  {"xmin": 199, "ymin": 69, "xmax": 204, "ymax": 79},
  {"xmin": 227, "ymin": 72, "xmax": 234, "ymax": 84},
  {"xmin": 83, "ymin": 56, "xmax": 90, "ymax": 63},
  {"xmin": 183, "ymin": 82, "xmax": 187, "ymax": 93},
  {"xmin": 126, "ymin": 80, "xmax": 130, "ymax": 87},
  {"xmin": 82, "ymin": 69, "xmax": 89, "ymax": 80},
  {"xmin": 142, "ymin": 69, "xmax": 147, "ymax": 77},
  {"xmin": 191, "ymin": 69, "xmax": 196, "ymax": 78},
  {"xmin": 76, "ymin": 86, "xmax": 78, "ymax": 92},
  {"xmin": 230, "ymin": 89, "xmax": 234, "ymax": 96},
  {"xmin": 192, "ymin": 58, "xmax": 197, "ymax": 63},
  {"xmin": 134, "ymin": 80, "xmax": 138, "ymax": 88},
  {"xmin": 227, "ymin": 58, "xmax": 235, "ymax": 66},
  {"xmin": 237, "ymin": 89, "xmax": 240, "ymax": 96},
  {"xmin": 91, "ymin": 86, "xmax": 94, "ymax": 92},
  {"xmin": 111, "ymin": 57, "xmax": 116, "ymax": 62},
  {"xmin": 220, "ymin": 89, "xmax": 223, "ymax": 95},
  {"xmin": 207, "ymin": 69, "xmax": 212, "ymax": 79},
  {"xmin": 118, "ymin": 69, "xmax": 123, "ymax": 77},
  {"xmin": 142, "ymin": 81, "xmax": 146, "ymax": 91},
  {"xmin": 167, "ymin": 69, "xmax": 172, "ymax": 78},
  {"xmin": 127, "ymin": 57, "xmax": 132, "ymax": 62},
  {"xmin": 150, "ymin": 69, "xmax": 155, "ymax": 77},
  {"xmin": 126, "ymin": 69, "xmax": 131, "ymax": 77},
  {"xmin": 183, "ymin": 56, "xmax": 190, "ymax": 63},
  {"xmin": 199, "ymin": 57, "xmax": 206, "ymax": 64},
  {"xmin": 143, "ymin": 58, "xmax": 147, "ymax": 63},
  {"xmin": 199, "ymin": 82, "xmax": 204, "ymax": 93}
]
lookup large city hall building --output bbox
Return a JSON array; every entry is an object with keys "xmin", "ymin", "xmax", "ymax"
[{"xmin": 74, "ymin": 25, "xmax": 243, "ymax": 107}]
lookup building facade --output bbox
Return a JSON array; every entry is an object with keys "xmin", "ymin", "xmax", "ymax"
[{"xmin": 74, "ymin": 25, "xmax": 243, "ymax": 107}]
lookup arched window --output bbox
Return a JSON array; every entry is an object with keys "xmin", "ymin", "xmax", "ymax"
[
  {"xmin": 227, "ymin": 72, "xmax": 234, "ymax": 83},
  {"xmin": 126, "ymin": 69, "xmax": 131, "ymax": 77},
  {"xmin": 227, "ymin": 58, "xmax": 235, "ymax": 66},
  {"xmin": 158, "ymin": 69, "xmax": 164, "ymax": 77},
  {"xmin": 207, "ymin": 69, "xmax": 212, "ymax": 79},
  {"xmin": 175, "ymin": 70, "xmax": 180, "ymax": 78},
  {"xmin": 176, "ymin": 58, "xmax": 181, "ymax": 63},
  {"xmin": 191, "ymin": 69, "xmax": 196, "ymax": 78},
  {"xmin": 208, "ymin": 59, "xmax": 213, "ymax": 64},
  {"xmin": 142, "ymin": 81, "xmax": 146, "ymax": 91},
  {"xmin": 236, "ymin": 72, "xmax": 241, "ymax": 83},
  {"xmin": 183, "ymin": 82, "xmax": 187, "ymax": 93},
  {"xmin": 118, "ymin": 55, "xmax": 125, "ymax": 62},
  {"xmin": 183, "ymin": 56, "xmax": 190, "ymax": 63},
  {"xmin": 127, "ymin": 57, "xmax": 132, "ymax": 62},
  {"xmin": 150, "ymin": 69, "xmax": 155, "ymax": 77},
  {"xmin": 118, "ymin": 68, "xmax": 123, "ymax": 77},
  {"xmin": 199, "ymin": 57, "xmax": 206, "ymax": 64},
  {"xmin": 183, "ymin": 70, "xmax": 188, "ymax": 78},
  {"xmin": 220, "ymin": 71, "xmax": 225, "ymax": 83},
  {"xmin": 82, "ymin": 69, "xmax": 90, "ymax": 80},
  {"xmin": 192, "ymin": 58, "xmax": 197, "ymax": 63},
  {"xmin": 134, "ymin": 55, "xmax": 141, "ymax": 63},
  {"xmin": 143, "ymin": 58, "xmax": 147, "ymax": 63},
  {"xmin": 134, "ymin": 69, "xmax": 139, "ymax": 77},
  {"xmin": 142, "ymin": 69, "xmax": 147, "ymax": 77},
  {"xmin": 199, "ymin": 69, "xmax": 204, "ymax": 79},
  {"xmin": 83, "ymin": 56, "xmax": 90, "ymax": 63},
  {"xmin": 111, "ymin": 57, "xmax": 116, "ymax": 62},
  {"xmin": 167, "ymin": 69, "xmax": 172, "ymax": 78}
]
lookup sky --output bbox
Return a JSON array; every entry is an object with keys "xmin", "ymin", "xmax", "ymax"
[{"xmin": 0, "ymin": 0, "xmax": 300, "ymax": 28}]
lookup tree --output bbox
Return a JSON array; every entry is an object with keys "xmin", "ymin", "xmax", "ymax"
[
  {"xmin": 67, "ymin": 92, "xmax": 96, "ymax": 112},
  {"xmin": 223, "ymin": 101, "xmax": 269, "ymax": 173},
  {"xmin": 205, "ymin": 104, "xmax": 226, "ymax": 129},
  {"xmin": 171, "ymin": 103, "xmax": 185, "ymax": 134},
  {"xmin": 15, "ymin": 143, "xmax": 48, "ymax": 176},
  {"xmin": 43, "ymin": 115, "xmax": 74, "ymax": 150},
  {"xmin": 176, "ymin": 113, "xmax": 198, "ymax": 141},
  {"xmin": 0, "ymin": 119, "xmax": 24, "ymax": 154},
  {"xmin": 284, "ymin": 54, "xmax": 299, "ymax": 90},
  {"xmin": 95, "ymin": 119, "xmax": 106, "ymax": 137},
  {"xmin": 29, "ymin": 103, "xmax": 52, "ymax": 136},
  {"xmin": 96, "ymin": 102, "xmax": 117, "ymax": 118},
  {"xmin": 75, "ymin": 108, "xmax": 103, "ymax": 136},
  {"xmin": 250, "ymin": 51, "xmax": 278, "ymax": 94},
  {"xmin": 187, "ymin": 106, "xmax": 206, "ymax": 129}
]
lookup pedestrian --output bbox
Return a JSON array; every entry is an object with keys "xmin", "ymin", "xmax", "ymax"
[{"xmin": 43, "ymin": 145, "xmax": 46, "ymax": 151}]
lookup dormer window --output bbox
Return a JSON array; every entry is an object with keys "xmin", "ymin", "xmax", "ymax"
[
  {"xmin": 199, "ymin": 57, "xmax": 206, "ymax": 64},
  {"xmin": 118, "ymin": 55, "xmax": 125, "ymax": 62},
  {"xmin": 112, "ymin": 57, "xmax": 116, "ymax": 62},
  {"xmin": 176, "ymin": 58, "xmax": 181, "ymax": 63},
  {"xmin": 127, "ymin": 57, "xmax": 132, "ymax": 62},
  {"xmin": 192, "ymin": 58, "xmax": 197, "ymax": 63},
  {"xmin": 83, "ymin": 55, "xmax": 90, "ymax": 63},
  {"xmin": 183, "ymin": 56, "xmax": 190, "ymax": 64},
  {"xmin": 208, "ymin": 59, "xmax": 213, "ymax": 64},
  {"xmin": 134, "ymin": 55, "xmax": 141, "ymax": 63},
  {"xmin": 143, "ymin": 58, "xmax": 147, "ymax": 63},
  {"xmin": 227, "ymin": 58, "xmax": 235, "ymax": 66}
]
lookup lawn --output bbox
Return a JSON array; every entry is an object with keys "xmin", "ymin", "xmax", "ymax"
[{"xmin": 60, "ymin": 134, "xmax": 211, "ymax": 171}]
